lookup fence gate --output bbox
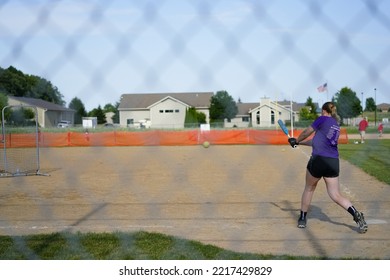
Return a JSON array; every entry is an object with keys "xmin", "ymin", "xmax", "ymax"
[{"xmin": 1, "ymin": 105, "xmax": 46, "ymax": 177}]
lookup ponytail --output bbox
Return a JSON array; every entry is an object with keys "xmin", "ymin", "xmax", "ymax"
[{"xmin": 322, "ymin": 102, "xmax": 340, "ymax": 123}]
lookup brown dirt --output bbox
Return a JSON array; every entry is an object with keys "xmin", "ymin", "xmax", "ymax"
[{"xmin": 1, "ymin": 145, "xmax": 389, "ymax": 259}]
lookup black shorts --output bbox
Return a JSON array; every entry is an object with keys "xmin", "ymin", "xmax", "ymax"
[{"xmin": 307, "ymin": 155, "xmax": 339, "ymax": 178}]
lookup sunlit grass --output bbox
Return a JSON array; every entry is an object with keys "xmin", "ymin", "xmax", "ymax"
[
  {"xmin": 339, "ymin": 139, "xmax": 390, "ymax": 185},
  {"xmin": 0, "ymin": 231, "xmax": 321, "ymax": 260}
]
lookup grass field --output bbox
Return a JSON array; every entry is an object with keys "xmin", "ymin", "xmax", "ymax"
[
  {"xmin": 339, "ymin": 139, "xmax": 390, "ymax": 185},
  {"xmin": 0, "ymin": 231, "xmax": 316, "ymax": 260},
  {"xmin": 0, "ymin": 140, "xmax": 389, "ymax": 260}
]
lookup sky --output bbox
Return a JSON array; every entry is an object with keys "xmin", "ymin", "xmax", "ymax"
[{"xmin": 1, "ymin": 0, "xmax": 389, "ymax": 111}]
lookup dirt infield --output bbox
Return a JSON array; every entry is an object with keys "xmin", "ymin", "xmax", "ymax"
[{"xmin": 1, "ymin": 145, "xmax": 389, "ymax": 259}]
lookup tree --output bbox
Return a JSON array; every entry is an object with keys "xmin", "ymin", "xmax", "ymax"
[
  {"xmin": 69, "ymin": 97, "xmax": 87, "ymax": 124},
  {"xmin": 103, "ymin": 102, "xmax": 119, "ymax": 124},
  {"xmin": 0, "ymin": 92, "xmax": 11, "ymax": 121},
  {"xmin": 8, "ymin": 107, "xmax": 35, "ymax": 126},
  {"xmin": 88, "ymin": 105, "xmax": 106, "ymax": 124},
  {"xmin": 299, "ymin": 107, "xmax": 312, "ymax": 121},
  {"xmin": 111, "ymin": 101, "xmax": 120, "ymax": 124},
  {"xmin": 185, "ymin": 107, "xmax": 206, "ymax": 128},
  {"xmin": 300, "ymin": 96, "xmax": 318, "ymax": 121},
  {"xmin": 0, "ymin": 66, "xmax": 65, "ymax": 105},
  {"xmin": 333, "ymin": 87, "xmax": 362, "ymax": 124},
  {"xmin": 0, "ymin": 66, "xmax": 31, "ymax": 96},
  {"xmin": 103, "ymin": 103, "xmax": 116, "ymax": 113},
  {"xmin": 30, "ymin": 76, "xmax": 65, "ymax": 106},
  {"xmin": 209, "ymin": 90, "xmax": 238, "ymax": 123},
  {"xmin": 365, "ymin": 97, "xmax": 376, "ymax": 112}
]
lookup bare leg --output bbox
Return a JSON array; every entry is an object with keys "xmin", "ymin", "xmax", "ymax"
[
  {"xmin": 323, "ymin": 176, "xmax": 352, "ymax": 210},
  {"xmin": 301, "ymin": 169, "xmax": 321, "ymax": 212}
]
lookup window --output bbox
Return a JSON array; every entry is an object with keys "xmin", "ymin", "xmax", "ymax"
[
  {"xmin": 160, "ymin": 109, "xmax": 178, "ymax": 113},
  {"xmin": 242, "ymin": 117, "xmax": 249, "ymax": 122}
]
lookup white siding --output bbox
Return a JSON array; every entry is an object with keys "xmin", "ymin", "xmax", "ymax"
[
  {"xmin": 120, "ymin": 110, "xmax": 150, "ymax": 127},
  {"xmin": 150, "ymin": 99, "xmax": 187, "ymax": 129}
]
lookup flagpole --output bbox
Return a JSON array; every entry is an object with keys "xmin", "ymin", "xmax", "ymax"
[
  {"xmin": 326, "ymin": 81, "xmax": 328, "ymax": 101},
  {"xmin": 326, "ymin": 87, "xmax": 328, "ymax": 101}
]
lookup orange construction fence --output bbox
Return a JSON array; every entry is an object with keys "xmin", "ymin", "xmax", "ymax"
[{"xmin": 2, "ymin": 128, "xmax": 349, "ymax": 148}]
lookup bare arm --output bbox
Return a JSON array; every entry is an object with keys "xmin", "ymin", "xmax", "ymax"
[{"xmin": 296, "ymin": 126, "xmax": 315, "ymax": 146}]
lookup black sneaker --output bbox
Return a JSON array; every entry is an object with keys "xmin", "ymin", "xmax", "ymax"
[
  {"xmin": 353, "ymin": 211, "xmax": 368, "ymax": 233},
  {"xmin": 297, "ymin": 217, "xmax": 306, "ymax": 228}
]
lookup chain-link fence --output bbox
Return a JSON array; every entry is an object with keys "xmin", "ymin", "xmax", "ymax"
[
  {"xmin": 1, "ymin": 0, "xmax": 390, "ymax": 260},
  {"xmin": 1, "ymin": 0, "xmax": 389, "ymax": 108}
]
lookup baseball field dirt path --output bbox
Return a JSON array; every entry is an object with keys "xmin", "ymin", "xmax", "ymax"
[{"xmin": 0, "ymin": 145, "xmax": 389, "ymax": 259}]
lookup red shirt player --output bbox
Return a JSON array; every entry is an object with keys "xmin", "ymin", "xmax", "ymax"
[
  {"xmin": 378, "ymin": 123, "xmax": 384, "ymax": 137},
  {"xmin": 358, "ymin": 117, "xmax": 368, "ymax": 143}
]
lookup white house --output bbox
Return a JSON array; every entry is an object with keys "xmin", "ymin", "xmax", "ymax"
[
  {"xmin": 224, "ymin": 102, "xmax": 258, "ymax": 128},
  {"xmin": 118, "ymin": 92, "xmax": 213, "ymax": 129},
  {"xmin": 118, "ymin": 92, "xmax": 307, "ymax": 129},
  {"xmin": 225, "ymin": 97, "xmax": 304, "ymax": 128},
  {"xmin": 248, "ymin": 97, "xmax": 297, "ymax": 128}
]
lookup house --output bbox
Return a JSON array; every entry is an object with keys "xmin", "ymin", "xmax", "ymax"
[
  {"xmin": 225, "ymin": 102, "xmax": 258, "ymax": 128},
  {"xmin": 250, "ymin": 98, "xmax": 295, "ymax": 128},
  {"xmin": 226, "ymin": 98, "xmax": 308, "ymax": 128},
  {"xmin": 377, "ymin": 103, "xmax": 390, "ymax": 113},
  {"xmin": 118, "ymin": 92, "xmax": 213, "ymax": 129},
  {"xmin": 7, "ymin": 96, "xmax": 75, "ymax": 128},
  {"xmin": 118, "ymin": 92, "xmax": 310, "ymax": 129}
]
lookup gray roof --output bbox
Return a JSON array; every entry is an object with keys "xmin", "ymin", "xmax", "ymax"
[
  {"xmin": 378, "ymin": 103, "xmax": 390, "ymax": 110},
  {"xmin": 8, "ymin": 96, "xmax": 75, "ymax": 112},
  {"xmin": 118, "ymin": 92, "xmax": 214, "ymax": 110},
  {"xmin": 277, "ymin": 100, "xmax": 319, "ymax": 112},
  {"xmin": 240, "ymin": 100, "xmax": 318, "ymax": 115},
  {"xmin": 236, "ymin": 103, "xmax": 258, "ymax": 116}
]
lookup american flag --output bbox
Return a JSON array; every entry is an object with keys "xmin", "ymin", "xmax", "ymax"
[{"xmin": 317, "ymin": 83, "xmax": 327, "ymax": 92}]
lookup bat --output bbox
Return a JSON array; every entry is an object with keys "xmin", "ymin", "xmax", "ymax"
[
  {"xmin": 278, "ymin": 119, "xmax": 297, "ymax": 147},
  {"xmin": 277, "ymin": 119, "xmax": 291, "ymax": 138}
]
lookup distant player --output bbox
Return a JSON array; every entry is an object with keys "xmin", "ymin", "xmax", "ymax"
[
  {"xmin": 378, "ymin": 123, "xmax": 383, "ymax": 137},
  {"xmin": 358, "ymin": 117, "xmax": 368, "ymax": 143},
  {"xmin": 287, "ymin": 102, "xmax": 368, "ymax": 233}
]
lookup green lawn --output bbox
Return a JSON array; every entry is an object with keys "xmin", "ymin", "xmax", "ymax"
[
  {"xmin": 1, "ymin": 140, "xmax": 389, "ymax": 260},
  {"xmin": 0, "ymin": 231, "xmax": 318, "ymax": 260},
  {"xmin": 339, "ymin": 139, "xmax": 390, "ymax": 185}
]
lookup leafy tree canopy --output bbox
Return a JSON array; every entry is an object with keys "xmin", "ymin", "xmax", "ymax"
[
  {"xmin": 88, "ymin": 105, "xmax": 106, "ymax": 124},
  {"xmin": 103, "ymin": 103, "xmax": 116, "ymax": 113},
  {"xmin": 209, "ymin": 90, "xmax": 238, "ymax": 123},
  {"xmin": 0, "ymin": 93, "xmax": 11, "ymax": 120},
  {"xmin": 0, "ymin": 66, "xmax": 65, "ymax": 106},
  {"xmin": 333, "ymin": 87, "xmax": 362, "ymax": 123},
  {"xmin": 69, "ymin": 97, "xmax": 87, "ymax": 124},
  {"xmin": 300, "ymin": 96, "xmax": 318, "ymax": 121},
  {"xmin": 365, "ymin": 97, "xmax": 376, "ymax": 112},
  {"xmin": 185, "ymin": 107, "xmax": 206, "ymax": 128}
]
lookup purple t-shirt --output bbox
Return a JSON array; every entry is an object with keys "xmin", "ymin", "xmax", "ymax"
[{"xmin": 311, "ymin": 116, "xmax": 340, "ymax": 158}]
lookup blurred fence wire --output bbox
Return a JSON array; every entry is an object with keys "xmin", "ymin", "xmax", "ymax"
[
  {"xmin": 0, "ymin": 0, "xmax": 390, "ymax": 260},
  {"xmin": 1, "ymin": 0, "xmax": 389, "ymax": 108}
]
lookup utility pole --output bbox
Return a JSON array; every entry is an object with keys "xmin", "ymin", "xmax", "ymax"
[{"xmin": 374, "ymin": 88, "xmax": 377, "ymax": 126}]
